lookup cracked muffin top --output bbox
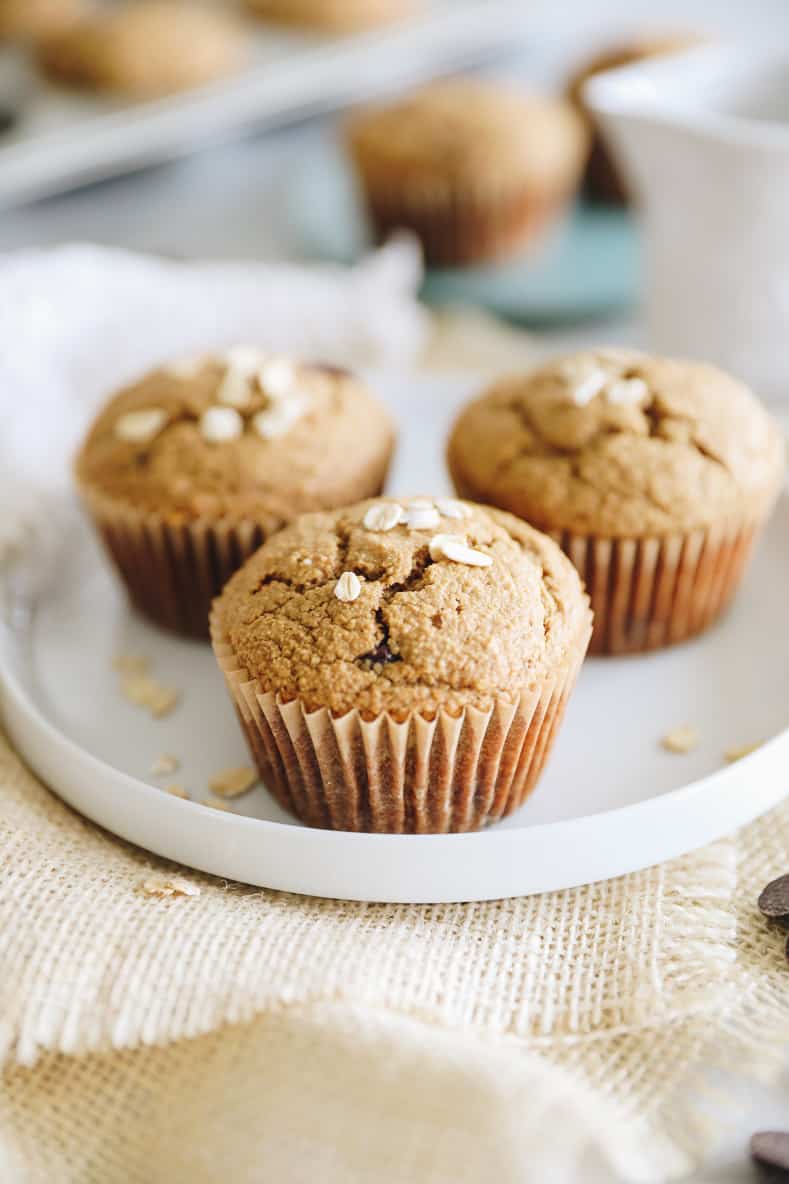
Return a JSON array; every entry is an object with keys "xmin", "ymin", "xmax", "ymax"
[
  {"xmin": 447, "ymin": 349, "xmax": 785, "ymax": 537},
  {"xmin": 213, "ymin": 497, "xmax": 591, "ymax": 718},
  {"xmin": 75, "ymin": 349, "xmax": 395, "ymax": 527}
]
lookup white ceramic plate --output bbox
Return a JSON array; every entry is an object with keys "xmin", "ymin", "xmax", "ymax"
[
  {"xmin": 1, "ymin": 374, "xmax": 788, "ymax": 903},
  {"xmin": 0, "ymin": 0, "xmax": 523, "ymax": 209}
]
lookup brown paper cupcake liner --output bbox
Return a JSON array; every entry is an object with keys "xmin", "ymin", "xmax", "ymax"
[
  {"xmin": 210, "ymin": 613, "xmax": 590, "ymax": 834},
  {"xmin": 547, "ymin": 514, "xmax": 764, "ymax": 656},
  {"xmin": 359, "ymin": 181, "xmax": 574, "ymax": 268},
  {"xmin": 80, "ymin": 488, "xmax": 269, "ymax": 639}
]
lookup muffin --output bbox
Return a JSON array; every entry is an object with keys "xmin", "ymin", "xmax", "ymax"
[
  {"xmin": 447, "ymin": 350, "xmax": 785, "ymax": 655},
  {"xmin": 38, "ymin": 1, "xmax": 247, "ymax": 98},
  {"xmin": 567, "ymin": 36, "xmax": 698, "ymax": 204},
  {"xmin": 345, "ymin": 80, "xmax": 589, "ymax": 267},
  {"xmin": 75, "ymin": 350, "xmax": 395, "ymax": 638},
  {"xmin": 211, "ymin": 496, "xmax": 592, "ymax": 833},
  {"xmin": 0, "ymin": 0, "xmax": 84, "ymax": 44},
  {"xmin": 244, "ymin": 0, "xmax": 414, "ymax": 33}
]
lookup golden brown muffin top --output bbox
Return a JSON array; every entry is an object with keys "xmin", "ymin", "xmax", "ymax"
[
  {"xmin": 346, "ymin": 79, "xmax": 589, "ymax": 195},
  {"xmin": 448, "ymin": 350, "xmax": 785, "ymax": 537},
  {"xmin": 245, "ymin": 0, "xmax": 414, "ymax": 32},
  {"xmin": 0, "ymin": 0, "xmax": 84, "ymax": 42},
  {"xmin": 214, "ymin": 497, "xmax": 591, "ymax": 718},
  {"xmin": 75, "ymin": 350, "xmax": 395, "ymax": 524},
  {"xmin": 38, "ymin": 0, "xmax": 247, "ymax": 97}
]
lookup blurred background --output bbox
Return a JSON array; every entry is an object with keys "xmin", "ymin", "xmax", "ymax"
[{"xmin": 0, "ymin": 0, "xmax": 787, "ymax": 354}]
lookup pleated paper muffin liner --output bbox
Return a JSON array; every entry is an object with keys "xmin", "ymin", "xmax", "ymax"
[
  {"xmin": 210, "ymin": 612, "xmax": 590, "ymax": 834},
  {"xmin": 546, "ymin": 514, "xmax": 765, "ymax": 656},
  {"xmin": 80, "ymin": 447, "xmax": 392, "ymax": 638},
  {"xmin": 358, "ymin": 179, "xmax": 575, "ymax": 268},
  {"xmin": 80, "ymin": 488, "xmax": 272, "ymax": 639}
]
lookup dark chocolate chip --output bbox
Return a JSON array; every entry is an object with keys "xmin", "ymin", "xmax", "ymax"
[
  {"xmin": 751, "ymin": 1131, "xmax": 789, "ymax": 1173},
  {"xmin": 758, "ymin": 875, "xmax": 789, "ymax": 919},
  {"xmin": 356, "ymin": 607, "xmax": 401, "ymax": 667},
  {"xmin": 359, "ymin": 640, "xmax": 401, "ymax": 666}
]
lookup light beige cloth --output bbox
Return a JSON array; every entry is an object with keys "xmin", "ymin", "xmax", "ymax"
[{"xmin": 4, "ymin": 726, "xmax": 789, "ymax": 1183}]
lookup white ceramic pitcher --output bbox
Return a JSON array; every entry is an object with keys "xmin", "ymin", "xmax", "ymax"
[{"xmin": 585, "ymin": 44, "xmax": 789, "ymax": 404}]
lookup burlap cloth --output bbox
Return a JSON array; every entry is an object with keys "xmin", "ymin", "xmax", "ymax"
[
  {"xmin": 4, "ymin": 728, "xmax": 789, "ymax": 1184},
  {"xmin": 1, "ymin": 246, "xmax": 788, "ymax": 1183}
]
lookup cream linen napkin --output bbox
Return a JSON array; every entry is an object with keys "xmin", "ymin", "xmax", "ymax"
[{"xmin": 0, "ymin": 245, "xmax": 787, "ymax": 1184}]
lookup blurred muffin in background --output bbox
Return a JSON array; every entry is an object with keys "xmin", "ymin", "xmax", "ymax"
[
  {"xmin": 345, "ymin": 79, "xmax": 589, "ymax": 268},
  {"xmin": 0, "ymin": 0, "xmax": 84, "ymax": 44},
  {"xmin": 37, "ymin": 0, "xmax": 248, "ymax": 98},
  {"xmin": 245, "ymin": 0, "xmax": 415, "ymax": 32},
  {"xmin": 567, "ymin": 35, "xmax": 699, "ymax": 205}
]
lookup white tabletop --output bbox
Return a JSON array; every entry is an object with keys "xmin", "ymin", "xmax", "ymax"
[{"xmin": 1, "ymin": 110, "xmax": 786, "ymax": 1183}]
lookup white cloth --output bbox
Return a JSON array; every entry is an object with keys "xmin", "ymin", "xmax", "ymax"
[{"xmin": 0, "ymin": 239, "xmax": 428, "ymax": 543}]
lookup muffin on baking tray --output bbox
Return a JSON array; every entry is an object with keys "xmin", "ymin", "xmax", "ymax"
[
  {"xmin": 345, "ymin": 79, "xmax": 589, "ymax": 267},
  {"xmin": 37, "ymin": 0, "xmax": 248, "ymax": 98},
  {"xmin": 75, "ymin": 351, "xmax": 395, "ymax": 638},
  {"xmin": 567, "ymin": 35, "xmax": 698, "ymax": 204},
  {"xmin": 447, "ymin": 350, "xmax": 785, "ymax": 655},
  {"xmin": 211, "ymin": 496, "xmax": 592, "ymax": 833},
  {"xmin": 244, "ymin": 0, "xmax": 415, "ymax": 33},
  {"xmin": 0, "ymin": 0, "xmax": 84, "ymax": 44}
]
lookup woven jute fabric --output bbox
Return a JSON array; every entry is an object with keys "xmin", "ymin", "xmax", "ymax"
[{"xmin": 6, "ymin": 721, "xmax": 787, "ymax": 1183}]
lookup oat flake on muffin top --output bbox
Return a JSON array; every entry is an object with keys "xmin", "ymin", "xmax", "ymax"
[
  {"xmin": 214, "ymin": 497, "xmax": 591, "ymax": 719},
  {"xmin": 75, "ymin": 350, "xmax": 395, "ymax": 528},
  {"xmin": 448, "ymin": 349, "xmax": 785, "ymax": 537}
]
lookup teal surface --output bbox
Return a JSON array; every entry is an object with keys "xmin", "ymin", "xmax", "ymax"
[{"xmin": 290, "ymin": 143, "xmax": 641, "ymax": 325}]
